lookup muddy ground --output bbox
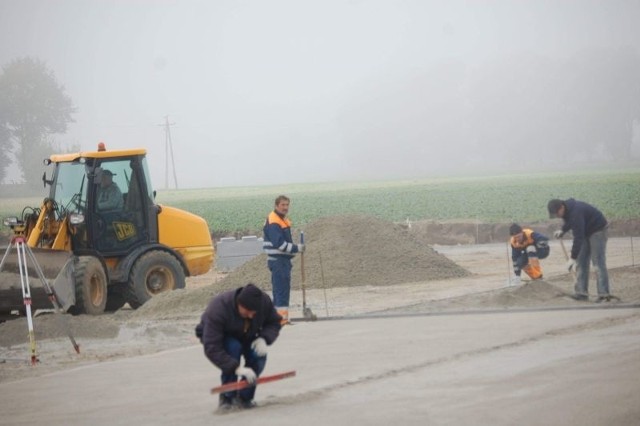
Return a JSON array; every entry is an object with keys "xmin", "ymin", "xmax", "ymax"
[{"xmin": 1, "ymin": 226, "xmax": 638, "ymax": 384}]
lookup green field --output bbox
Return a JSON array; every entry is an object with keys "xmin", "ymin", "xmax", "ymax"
[{"xmin": 2, "ymin": 169, "xmax": 639, "ymax": 237}]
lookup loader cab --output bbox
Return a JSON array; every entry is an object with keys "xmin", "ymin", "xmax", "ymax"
[
  {"xmin": 49, "ymin": 150, "xmax": 158, "ymax": 255},
  {"xmin": 88, "ymin": 157, "xmax": 156, "ymax": 254}
]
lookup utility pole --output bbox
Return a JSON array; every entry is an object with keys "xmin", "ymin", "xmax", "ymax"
[{"xmin": 160, "ymin": 115, "xmax": 178, "ymax": 189}]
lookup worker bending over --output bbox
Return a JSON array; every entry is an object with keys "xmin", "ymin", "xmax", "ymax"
[
  {"xmin": 509, "ymin": 223, "xmax": 550, "ymax": 283},
  {"xmin": 196, "ymin": 283, "xmax": 282, "ymax": 411}
]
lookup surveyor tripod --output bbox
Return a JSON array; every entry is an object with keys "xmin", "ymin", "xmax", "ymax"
[{"xmin": 0, "ymin": 236, "xmax": 80, "ymax": 364}]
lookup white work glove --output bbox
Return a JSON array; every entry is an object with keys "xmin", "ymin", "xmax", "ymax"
[
  {"xmin": 553, "ymin": 230, "xmax": 564, "ymax": 239},
  {"xmin": 566, "ymin": 259, "xmax": 577, "ymax": 272},
  {"xmin": 251, "ymin": 337, "xmax": 268, "ymax": 357},
  {"xmin": 235, "ymin": 366, "xmax": 257, "ymax": 384},
  {"xmin": 297, "ymin": 243, "xmax": 305, "ymax": 253}
]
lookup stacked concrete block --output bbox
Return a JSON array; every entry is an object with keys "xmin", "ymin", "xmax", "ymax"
[{"xmin": 216, "ymin": 236, "xmax": 264, "ymax": 271}]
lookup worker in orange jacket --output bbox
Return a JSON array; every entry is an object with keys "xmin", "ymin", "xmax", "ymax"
[
  {"xmin": 509, "ymin": 223, "xmax": 550, "ymax": 284},
  {"xmin": 262, "ymin": 195, "xmax": 305, "ymax": 324}
]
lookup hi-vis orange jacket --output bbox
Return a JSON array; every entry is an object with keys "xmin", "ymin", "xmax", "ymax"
[
  {"xmin": 262, "ymin": 211, "xmax": 301, "ymax": 260},
  {"xmin": 510, "ymin": 228, "xmax": 549, "ymax": 260}
]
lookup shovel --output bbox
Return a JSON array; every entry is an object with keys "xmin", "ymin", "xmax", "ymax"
[{"xmin": 559, "ymin": 238, "xmax": 577, "ymax": 280}]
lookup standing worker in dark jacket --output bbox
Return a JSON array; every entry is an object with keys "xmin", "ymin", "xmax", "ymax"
[
  {"xmin": 547, "ymin": 198, "xmax": 611, "ymax": 302},
  {"xmin": 509, "ymin": 223, "xmax": 550, "ymax": 284},
  {"xmin": 197, "ymin": 283, "xmax": 282, "ymax": 410},
  {"xmin": 263, "ymin": 195, "xmax": 305, "ymax": 325}
]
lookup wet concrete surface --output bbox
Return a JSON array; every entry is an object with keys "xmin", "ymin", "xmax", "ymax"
[{"xmin": 1, "ymin": 308, "xmax": 639, "ymax": 425}]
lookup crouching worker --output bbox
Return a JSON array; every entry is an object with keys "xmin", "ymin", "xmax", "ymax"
[
  {"xmin": 509, "ymin": 223, "xmax": 550, "ymax": 283},
  {"xmin": 196, "ymin": 283, "xmax": 282, "ymax": 411}
]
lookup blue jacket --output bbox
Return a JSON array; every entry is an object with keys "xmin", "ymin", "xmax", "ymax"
[
  {"xmin": 197, "ymin": 286, "xmax": 281, "ymax": 374},
  {"xmin": 560, "ymin": 198, "xmax": 608, "ymax": 259},
  {"xmin": 263, "ymin": 210, "xmax": 301, "ymax": 260}
]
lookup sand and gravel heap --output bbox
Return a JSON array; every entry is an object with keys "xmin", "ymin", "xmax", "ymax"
[
  {"xmin": 217, "ymin": 214, "xmax": 470, "ymax": 291},
  {"xmin": 132, "ymin": 214, "xmax": 470, "ymax": 319}
]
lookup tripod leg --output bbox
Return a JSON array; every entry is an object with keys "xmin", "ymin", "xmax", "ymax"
[
  {"xmin": 24, "ymin": 245, "xmax": 80, "ymax": 354},
  {"xmin": 16, "ymin": 239, "xmax": 38, "ymax": 365},
  {"xmin": 0, "ymin": 240, "xmax": 14, "ymax": 271}
]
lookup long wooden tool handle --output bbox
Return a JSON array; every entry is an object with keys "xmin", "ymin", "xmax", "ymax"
[
  {"xmin": 559, "ymin": 239, "xmax": 577, "ymax": 279},
  {"xmin": 300, "ymin": 231, "xmax": 306, "ymax": 291},
  {"xmin": 559, "ymin": 238, "xmax": 569, "ymax": 260},
  {"xmin": 210, "ymin": 370, "xmax": 297, "ymax": 394}
]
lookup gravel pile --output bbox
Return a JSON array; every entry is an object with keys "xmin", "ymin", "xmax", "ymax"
[{"xmin": 133, "ymin": 214, "xmax": 470, "ymax": 319}]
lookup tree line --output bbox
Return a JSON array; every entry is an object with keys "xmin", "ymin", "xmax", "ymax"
[{"xmin": 0, "ymin": 57, "xmax": 75, "ymax": 192}]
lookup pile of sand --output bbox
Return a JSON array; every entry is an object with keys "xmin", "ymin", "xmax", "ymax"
[
  {"xmin": 132, "ymin": 214, "xmax": 470, "ymax": 319},
  {"xmin": 217, "ymin": 214, "xmax": 470, "ymax": 290}
]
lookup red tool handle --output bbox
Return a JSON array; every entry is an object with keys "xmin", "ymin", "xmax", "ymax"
[{"xmin": 210, "ymin": 370, "xmax": 297, "ymax": 394}]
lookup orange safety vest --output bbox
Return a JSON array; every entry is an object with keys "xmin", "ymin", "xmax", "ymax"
[{"xmin": 510, "ymin": 229, "xmax": 535, "ymax": 250}]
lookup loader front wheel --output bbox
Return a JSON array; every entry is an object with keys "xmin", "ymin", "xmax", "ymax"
[
  {"xmin": 68, "ymin": 256, "xmax": 107, "ymax": 315},
  {"xmin": 127, "ymin": 251, "xmax": 185, "ymax": 308}
]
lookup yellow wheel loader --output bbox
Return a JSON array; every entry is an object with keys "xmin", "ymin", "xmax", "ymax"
[{"xmin": 0, "ymin": 145, "xmax": 214, "ymax": 315}]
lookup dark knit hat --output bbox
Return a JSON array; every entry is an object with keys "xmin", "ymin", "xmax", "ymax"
[
  {"xmin": 547, "ymin": 199, "xmax": 564, "ymax": 218},
  {"xmin": 237, "ymin": 283, "xmax": 263, "ymax": 312},
  {"xmin": 509, "ymin": 223, "xmax": 523, "ymax": 236}
]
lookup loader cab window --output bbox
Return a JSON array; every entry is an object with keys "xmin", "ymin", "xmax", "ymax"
[
  {"xmin": 91, "ymin": 159, "xmax": 147, "ymax": 253},
  {"xmin": 95, "ymin": 169, "xmax": 124, "ymax": 212},
  {"xmin": 52, "ymin": 162, "xmax": 89, "ymax": 214},
  {"xmin": 140, "ymin": 158, "xmax": 155, "ymax": 202}
]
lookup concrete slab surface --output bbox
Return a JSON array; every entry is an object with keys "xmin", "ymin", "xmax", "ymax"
[{"xmin": 1, "ymin": 308, "xmax": 639, "ymax": 426}]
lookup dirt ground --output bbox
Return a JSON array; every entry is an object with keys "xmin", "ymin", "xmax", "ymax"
[
  {"xmin": 1, "ymin": 235, "xmax": 638, "ymax": 384},
  {"xmin": 1, "ymin": 231, "xmax": 639, "ymax": 425}
]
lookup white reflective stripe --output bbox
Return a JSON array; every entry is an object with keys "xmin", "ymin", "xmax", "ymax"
[
  {"xmin": 267, "ymin": 254, "xmax": 294, "ymax": 260},
  {"xmin": 266, "ymin": 240, "xmax": 295, "ymax": 255},
  {"xmin": 263, "ymin": 241, "xmax": 276, "ymax": 254}
]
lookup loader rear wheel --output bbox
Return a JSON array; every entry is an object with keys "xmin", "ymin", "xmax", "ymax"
[
  {"xmin": 127, "ymin": 251, "xmax": 185, "ymax": 308},
  {"xmin": 68, "ymin": 256, "xmax": 107, "ymax": 316}
]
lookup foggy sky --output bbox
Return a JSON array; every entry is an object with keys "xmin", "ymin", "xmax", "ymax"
[{"xmin": 1, "ymin": 0, "xmax": 639, "ymax": 189}]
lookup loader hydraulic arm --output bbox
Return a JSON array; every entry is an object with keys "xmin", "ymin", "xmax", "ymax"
[{"xmin": 26, "ymin": 199, "xmax": 71, "ymax": 251}]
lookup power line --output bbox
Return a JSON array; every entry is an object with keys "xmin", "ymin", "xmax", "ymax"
[{"xmin": 159, "ymin": 115, "xmax": 178, "ymax": 189}]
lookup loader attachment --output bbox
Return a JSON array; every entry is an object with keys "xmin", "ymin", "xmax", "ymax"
[{"xmin": 0, "ymin": 248, "xmax": 75, "ymax": 314}]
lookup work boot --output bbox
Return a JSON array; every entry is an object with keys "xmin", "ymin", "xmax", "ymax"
[
  {"xmin": 217, "ymin": 395, "xmax": 235, "ymax": 412},
  {"xmin": 276, "ymin": 307, "xmax": 291, "ymax": 326},
  {"xmin": 570, "ymin": 293, "xmax": 589, "ymax": 302},
  {"xmin": 235, "ymin": 398, "xmax": 257, "ymax": 409},
  {"xmin": 595, "ymin": 295, "xmax": 612, "ymax": 303}
]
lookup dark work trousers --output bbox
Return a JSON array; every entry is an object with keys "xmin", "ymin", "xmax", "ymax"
[
  {"xmin": 220, "ymin": 336, "xmax": 267, "ymax": 402},
  {"xmin": 268, "ymin": 257, "xmax": 292, "ymax": 307}
]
